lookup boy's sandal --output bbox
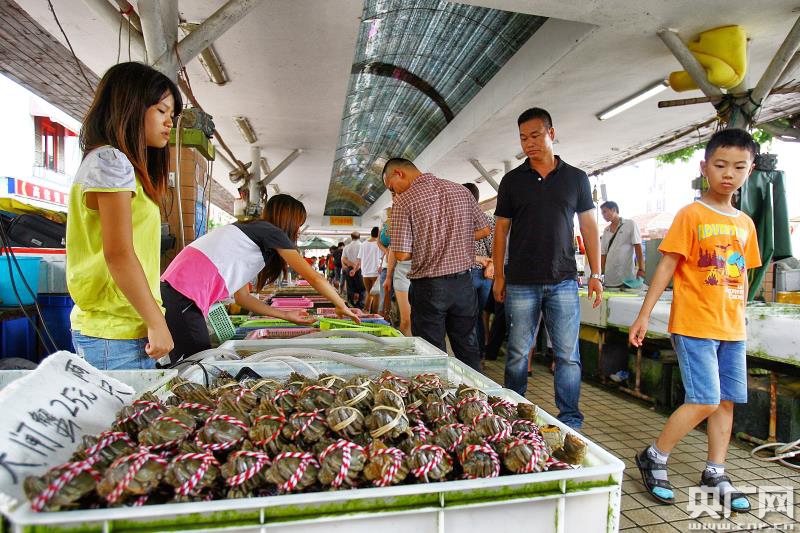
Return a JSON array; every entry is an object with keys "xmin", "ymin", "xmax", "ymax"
[
  {"xmin": 635, "ymin": 449, "xmax": 674, "ymax": 504},
  {"xmin": 700, "ymin": 472, "xmax": 751, "ymax": 512}
]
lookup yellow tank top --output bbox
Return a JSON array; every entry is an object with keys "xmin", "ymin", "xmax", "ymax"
[{"xmin": 67, "ymin": 146, "xmax": 162, "ymax": 339}]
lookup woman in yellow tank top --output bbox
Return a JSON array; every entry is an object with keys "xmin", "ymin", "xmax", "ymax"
[{"xmin": 67, "ymin": 62, "xmax": 182, "ymax": 370}]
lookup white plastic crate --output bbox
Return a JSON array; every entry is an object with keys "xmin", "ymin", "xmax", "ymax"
[{"xmin": 2, "ymin": 356, "xmax": 624, "ymax": 533}]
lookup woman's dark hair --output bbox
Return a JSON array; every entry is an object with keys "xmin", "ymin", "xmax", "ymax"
[
  {"xmin": 253, "ymin": 194, "xmax": 307, "ymax": 290},
  {"xmin": 81, "ymin": 62, "xmax": 183, "ymax": 202}
]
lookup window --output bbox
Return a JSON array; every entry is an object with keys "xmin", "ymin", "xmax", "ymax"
[
  {"xmin": 41, "ymin": 119, "xmax": 57, "ymax": 171},
  {"xmin": 34, "ymin": 116, "xmax": 75, "ymax": 174}
]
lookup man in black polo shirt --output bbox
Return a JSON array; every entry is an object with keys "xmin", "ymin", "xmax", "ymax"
[{"xmin": 492, "ymin": 107, "xmax": 602, "ymax": 429}]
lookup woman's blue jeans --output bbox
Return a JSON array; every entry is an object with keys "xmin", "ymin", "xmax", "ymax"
[{"xmin": 505, "ymin": 279, "xmax": 584, "ymax": 428}]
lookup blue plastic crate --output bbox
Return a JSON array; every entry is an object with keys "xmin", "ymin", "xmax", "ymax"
[
  {"xmin": 37, "ymin": 294, "xmax": 74, "ymax": 354},
  {"xmin": 0, "ymin": 255, "xmax": 40, "ymax": 305},
  {"xmin": 1, "ymin": 316, "xmax": 37, "ymax": 360}
]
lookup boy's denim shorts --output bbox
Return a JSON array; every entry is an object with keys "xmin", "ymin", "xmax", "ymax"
[
  {"xmin": 671, "ymin": 333, "xmax": 747, "ymax": 405},
  {"xmin": 71, "ymin": 331, "xmax": 156, "ymax": 371}
]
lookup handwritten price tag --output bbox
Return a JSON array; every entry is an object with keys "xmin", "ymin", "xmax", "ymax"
[{"xmin": 0, "ymin": 352, "xmax": 134, "ymax": 508}]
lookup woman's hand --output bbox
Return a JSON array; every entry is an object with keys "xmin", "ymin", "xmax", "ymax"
[
  {"xmin": 336, "ymin": 305, "xmax": 361, "ymax": 324},
  {"xmin": 284, "ymin": 309, "xmax": 317, "ymax": 326},
  {"xmin": 145, "ymin": 322, "xmax": 174, "ymax": 359}
]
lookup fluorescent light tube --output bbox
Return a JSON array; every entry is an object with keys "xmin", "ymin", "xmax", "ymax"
[{"xmin": 596, "ymin": 80, "xmax": 669, "ymax": 121}]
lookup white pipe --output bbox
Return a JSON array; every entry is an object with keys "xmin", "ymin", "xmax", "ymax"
[
  {"xmin": 243, "ymin": 348, "xmax": 384, "ymax": 371},
  {"xmin": 175, "ymin": 113, "xmax": 186, "ymax": 248},
  {"xmin": 749, "ymin": 15, "xmax": 800, "ymax": 108},
  {"xmin": 296, "ymin": 330, "xmax": 392, "ymax": 345},
  {"xmin": 776, "ymin": 52, "xmax": 800, "ymax": 87},
  {"xmin": 172, "ymin": 348, "xmax": 241, "ymax": 367},
  {"xmin": 469, "ymin": 159, "xmax": 500, "ymax": 192},
  {"xmin": 138, "ymin": 0, "xmax": 168, "ymax": 70},
  {"xmin": 249, "ymin": 145, "xmax": 261, "ymax": 213},
  {"xmin": 154, "ymin": 0, "xmax": 262, "ymax": 71},
  {"xmin": 657, "ymin": 29, "xmax": 723, "ymax": 98},
  {"xmin": 260, "ymin": 149, "xmax": 303, "ymax": 185}
]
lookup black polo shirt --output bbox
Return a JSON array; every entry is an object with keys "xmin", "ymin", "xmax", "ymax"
[{"xmin": 495, "ymin": 157, "xmax": 594, "ymax": 284}]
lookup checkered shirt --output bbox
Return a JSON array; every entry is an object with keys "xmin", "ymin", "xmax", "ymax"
[{"xmin": 390, "ymin": 173, "xmax": 489, "ymax": 279}]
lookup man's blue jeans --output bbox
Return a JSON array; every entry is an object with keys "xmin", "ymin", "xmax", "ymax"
[
  {"xmin": 471, "ymin": 267, "xmax": 493, "ymax": 353},
  {"xmin": 505, "ymin": 280, "xmax": 584, "ymax": 428}
]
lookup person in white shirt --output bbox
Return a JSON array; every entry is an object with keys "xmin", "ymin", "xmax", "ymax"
[
  {"xmin": 600, "ymin": 201, "xmax": 645, "ymax": 287},
  {"xmin": 358, "ymin": 227, "xmax": 384, "ymax": 313},
  {"xmin": 341, "ymin": 231, "xmax": 365, "ymax": 307}
]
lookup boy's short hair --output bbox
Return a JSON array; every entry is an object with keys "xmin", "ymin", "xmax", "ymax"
[
  {"xmin": 517, "ymin": 107, "xmax": 553, "ymax": 129},
  {"xmin": 704, "ymin": 128, "xmax": 758, "ymax": 160},
  {"xmin": 600, "ymin": 201, "xmax": 619, "ymax": 212},
  {"xmin": 371, "ymin": 226, "xmax": 379, "ymax": 238}
]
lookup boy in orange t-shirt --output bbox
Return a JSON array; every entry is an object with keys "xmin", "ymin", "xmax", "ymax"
[{"xmin": 630, "ymin": 129, "xmax": 761, "ymax": 512}]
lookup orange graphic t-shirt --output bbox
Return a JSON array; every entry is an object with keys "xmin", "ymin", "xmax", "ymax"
[{"xmin": 659, "ymin": 201, "xmax": 761, "ymax": 341}]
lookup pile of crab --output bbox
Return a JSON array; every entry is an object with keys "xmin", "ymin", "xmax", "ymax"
[{"xmin": 25, "ymin": 370, "xmax": 587, "ymax": 511}]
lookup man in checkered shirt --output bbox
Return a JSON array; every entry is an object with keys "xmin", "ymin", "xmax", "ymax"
[{"xmin": 384, "ymin": 158, "xmax": 490, "ymax": 371}]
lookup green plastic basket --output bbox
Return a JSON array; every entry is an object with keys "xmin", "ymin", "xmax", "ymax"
[
  {"xmin": 318, "ymin": 318, "xmax": 402, "ymax": 337},
  {"xmin": 207, "ymin": 303, "xmax": 236, "ymax": 343}
]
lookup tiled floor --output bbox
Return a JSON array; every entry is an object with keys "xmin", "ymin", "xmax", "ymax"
[{"xmin": 481, "ymin": 358, "xmax": 800, "ymax": 532}]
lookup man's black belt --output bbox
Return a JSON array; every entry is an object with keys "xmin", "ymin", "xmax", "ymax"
[{"xmin": 414, "ymin": 270, "xmax": 470, "ymax": 280}]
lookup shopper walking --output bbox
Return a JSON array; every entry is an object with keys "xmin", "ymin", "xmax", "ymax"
[
  {"xmin": 630, "ymin": 129, "xmax": 761, "ymax": 512},
  {"xmin": 385, "ymin": 158, "xmax": 490, "ymax": 370},
  {"xmin": 357, "ymin": 227, "xmax": 383, "ymax": 313},
  {"xmin": 492, "ymin": 107, "xmax": 602, "ymax": 429},
  {"xmin": 341, "ymin": 232, "xmax": 364, "ymax": 307},
  {"xmin": 68, "ymin": 62, "xmax": 181, "ymax": 370}
]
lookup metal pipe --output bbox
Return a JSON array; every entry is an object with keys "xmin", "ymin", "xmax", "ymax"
[
  {"xmin": 175, "ymin": 113, "xmax": 186, "ymax": 248},
  {"xmin": 154, "ymin": 0, "xmax": 262, "ymax": 71},
  {"xmin": 138, "ymin": 0, "xmax": 168, "ymax": 68},
  {"xmin": 249, "ymin": 145, "xmax": 261, "ymax": 214},
  {"xmin": 469, "ymin": 159, "xmax": 500, "ymax": 192},
  {"xmin": 776, "ymin": 52, "xmax": 800, "ymax": 87},
  {"xmin": 81, "ymin": 0, "xmax": 146, "ymax": 58},
  {"xmin": 749, "ymin": 15, "xmax": 800, "ymax": 109},
  {"xmin": 503, "ymin": 160, "xmax": 514, "ymax": 174},
  {"xmin": 260, "ymin": 149, "xmax": 303, "ymax": 185},
  {"xmin": 769, "ymin": 371, "xmax": 778, "ymax": 443},
  {"xmin": 657, "ymin": 29, "xmax": 723, "ymax": 98},
  {"xmin": 617, "ymin": 346, "xmax": 654, "ymax": 403}
]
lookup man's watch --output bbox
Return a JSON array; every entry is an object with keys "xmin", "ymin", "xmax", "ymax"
[{"xmin": 590, "ymin": 273, "xmax": 604, "ymax": 283}]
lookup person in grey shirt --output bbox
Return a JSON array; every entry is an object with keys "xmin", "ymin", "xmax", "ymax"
[{"xmin": 600, "ymin": 201, "xmax": 645, "ymax": 287}]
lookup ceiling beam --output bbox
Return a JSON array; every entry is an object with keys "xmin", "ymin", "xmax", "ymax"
[{"xmin": 153, "ymin": 0, "xmax": 262, "ymax": 73}]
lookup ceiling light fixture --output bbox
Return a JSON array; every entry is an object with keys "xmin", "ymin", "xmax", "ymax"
[
  {"xmin": 233, "ymin": 116, "xmax": 257, "ymax": 144},
  {"xmin": 596, "ymin": 80, "xmax": 669, "ymax": 121},
  {"xmin": 180, "ymin": 23, "xmax": 228, "ymax": 86}
]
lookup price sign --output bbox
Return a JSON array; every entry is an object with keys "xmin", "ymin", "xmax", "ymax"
[{"xmin": 0, "ymin": 352, "xmax": 134, "ymax": 508}]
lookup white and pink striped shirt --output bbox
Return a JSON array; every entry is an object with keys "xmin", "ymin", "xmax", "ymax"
[{"xmin": 161, "ymin": 221, "xmax": 294, "ymax": 315}]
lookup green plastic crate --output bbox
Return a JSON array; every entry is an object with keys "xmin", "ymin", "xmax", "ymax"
[{"xmin": 207, "ymin": 303, "xmax": 236, "ymax": 342}]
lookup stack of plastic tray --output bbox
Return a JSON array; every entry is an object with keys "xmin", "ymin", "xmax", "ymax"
[
  {"xmin": 2, "ymin": 356, "xmax": 624, "ymax": 532},
  {"xmin": 219, "ymin": 335, "xmax": 448, "ymax": 359},
  {"xmin": 244, "ymin": 327, "xmax": 320, "ymax": 339}
]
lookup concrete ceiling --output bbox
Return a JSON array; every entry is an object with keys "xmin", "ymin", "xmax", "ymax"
[{"xmin": 14, "ymin": 0, "xmax": 800, "ymax": 233}]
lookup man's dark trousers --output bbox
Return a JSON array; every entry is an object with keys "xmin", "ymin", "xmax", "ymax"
[{"xmin": 409, "ymin": 271, "xmax": 481, "ymax": 371}]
